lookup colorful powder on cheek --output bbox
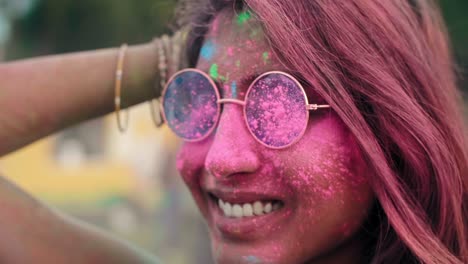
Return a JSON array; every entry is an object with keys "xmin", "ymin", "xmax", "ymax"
[{"xmin": 235, "ymin": 60, "xmax": 241, "ymax": 68}]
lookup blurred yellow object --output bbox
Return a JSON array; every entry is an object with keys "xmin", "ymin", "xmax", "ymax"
[
  {"xmin": 0, "ymin": 105, "xmax": 180, "ymax": 208},
  {"xmin": 0, "ymin": 104, "xmax": 182, "ymax": 229},
  {"xmin": 0, "ymin": 134, "xmax": 136, "ymax": 207}
]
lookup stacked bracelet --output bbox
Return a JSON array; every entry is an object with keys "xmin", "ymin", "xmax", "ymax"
[
  {"xmin": 148, "ymin": 36, "xmax": 168, "ymax": 127},
  {"xmin": 148, "ymin": 31, "xmax": 186, "ymax": 128}
]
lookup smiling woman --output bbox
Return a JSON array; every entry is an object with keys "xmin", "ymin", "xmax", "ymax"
[
  {"xmin": 171, "ymin": 0, "xmax": 468, "ymax": 263},
  {"xmin": 174, "ymin": 9, "xmax": 374, "ymax": 263},
  {"xmin": 0, "ymin": 0, "xmax": 466, "ymax": 263}
]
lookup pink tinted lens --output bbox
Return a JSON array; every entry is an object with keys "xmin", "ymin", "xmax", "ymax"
[
  {"xmin": 162, "ymin": 70, "xmax": 219, "ymax": 141},
  {"xmin": 245, "ymin": 72, "xmax": 308, "ymax": 148}
]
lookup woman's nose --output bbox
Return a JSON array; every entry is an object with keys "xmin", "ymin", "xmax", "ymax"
[{"xmin": 205, "ymin": 104, "xmax": 260, "ymax": 179}]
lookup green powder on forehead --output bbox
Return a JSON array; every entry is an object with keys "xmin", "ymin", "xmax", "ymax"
[
  {"xmin": 210, "ymin": 64, "xmax": 228, "ymax": 81},
  {"xmin": 209, "ymin": 64, "xmax": 219, "ymax": 80},
  {"xmin": 250, "ymin": 28, "xmax": 259, "ymax": 38},
  {"xmin": 237, "ymin": 10, "xmax": 252, "ymax": 25},
  {"xmin": 221, "ymin": 72, "xmax": 229, "ymax": 82},
  {"xmin": 262, "ymin": 52, "xmax": 270, "ymax": 64}
]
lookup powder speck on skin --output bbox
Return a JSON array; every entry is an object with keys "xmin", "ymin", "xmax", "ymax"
[
  {"xmin": 211, "ymin": 16, "xmax": 220, "ymax": 35},
  {"xmin": 227, "ymin": 46, "xmax": 235, "ymax": 56},
  {"xmin": 262, "ymin": 51, "xmax": 270, "ymax": 64},
  {"xmin": 237, "ymin": 10, "xmax": 252, "ymax": 25},
  {"xmin": 210, "ymin": 64, "xmax": 219, "ymax": 80},
  {"xmin": 243, "ymin": 255, "xmax": 262, "ymax": 263},
  {"xmin": 231, "ymin": 81, "xmax": 238, "ymax": 98},
  {"xmin": 220, "ymin": 72, "xmax": 229, "ymax": 82},
  {"xmin": 250, "ymin": 29, "xmax": 259, "ymax": 38},
  {"xmin": 224, "ymin": 84, "xmax": 230, "ymax": 97},
  {"xmin": 235, "ymin": 60, "xmax": 241, "ymax": 68},
  {"xmin": 201, "ymin": 40, "xmax": 216, "ymax": 60},
  {"xmin": 210, "ymin": 65, "xmax": 228, "ymax": 82}
]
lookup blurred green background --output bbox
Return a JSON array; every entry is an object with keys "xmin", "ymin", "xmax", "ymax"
[{"xmin": 0, "ymin": 1, "xmax": 466, "ymax": 264}]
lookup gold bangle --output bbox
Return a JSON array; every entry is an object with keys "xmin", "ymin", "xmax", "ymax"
[
  {"xmin": 148, "ymin": 38, "xmax": 166, "ymax": 127},
  {"xmin": 115, "ymin": 44, "xmax": 130, "ymax": 132},
  {"xmin": 149, "ymin": 97, "xmax": 164, "ymax": 127}
]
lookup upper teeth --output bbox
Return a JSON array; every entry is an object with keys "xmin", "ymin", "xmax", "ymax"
[{"xmin": 218, "ymin": 199, "xmax": 282, "ymax": 218}]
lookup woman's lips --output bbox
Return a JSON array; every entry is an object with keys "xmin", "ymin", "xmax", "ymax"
[{"xmin": 204, "ymin": 188, "xmax": 291, "ymax": 241}]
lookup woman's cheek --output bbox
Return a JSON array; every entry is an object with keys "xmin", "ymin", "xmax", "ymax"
[
  {"xmin": 286, "ymin": 139, "xmax": 370, "ymax": 202},
  {"xmin": 176, "ymin": 141, "xmax": 211, "ymax": 187},
  {"xmin": 176, "ymin": 141, "xmax": 213, "ymax": 217}
]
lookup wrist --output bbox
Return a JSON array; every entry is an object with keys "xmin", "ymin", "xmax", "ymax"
[{"xmin": 121, "ymin": 42, "xmax": 159, "ymax": 108}]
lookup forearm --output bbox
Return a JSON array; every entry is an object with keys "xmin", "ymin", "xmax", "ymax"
[
  {"xmin": 0, "ymin": 42, "xmax": 160, "ymax": 156},
  {"xmin": 0, "ymin": 175, "xmax": 160, "ymax": 263}
]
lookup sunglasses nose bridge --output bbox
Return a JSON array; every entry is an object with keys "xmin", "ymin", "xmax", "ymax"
[{"xmin": 217, "ymin": 98, "xmax": 246, "ymax": 106}]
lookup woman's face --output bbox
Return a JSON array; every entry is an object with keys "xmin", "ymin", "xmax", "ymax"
[{"xmin": 176, "ymin": 10, "xmax": 374, "ymax": 264}]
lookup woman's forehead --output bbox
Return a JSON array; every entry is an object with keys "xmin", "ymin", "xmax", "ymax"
[{"xmin": 196, "ymin": 9, "xmax": 284, "ymax": 82}]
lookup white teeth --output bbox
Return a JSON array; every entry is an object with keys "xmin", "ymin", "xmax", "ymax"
[
  {"xmin": 217, "ymin": 199, "xmax": 282, "ymax": 218},
  {"xmin": 224, "ymin": 202, "xmax": 232, "ymax": 217},
  {"xmin": 242, "ymin": 203, "xmax": 253, "ymax": 217},
  {"xmin": 253, "ymin": 201, "xmax": 264, "ymax": 216},
  {"xmin": 232, "ymin": 204, "xmax": 243, "ymax": 218}
]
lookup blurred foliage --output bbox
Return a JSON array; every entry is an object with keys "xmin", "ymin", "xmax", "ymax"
[
  {"xmin": 439, "ymin": 0, "xmax": 468, "ymax": 93},
  {"xmin": 5, "ymin": 0, "xmax": 177, "ymax": 59},
  {"xmin": 440, "ymin": 0, "xmax": 468, "ymax": 60},
  {"xmin": 5, "ymin": 0, "xmax": 466, "ymax": 91}
]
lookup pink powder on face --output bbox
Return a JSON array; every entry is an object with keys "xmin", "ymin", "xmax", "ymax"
[
  {"xmin": 176, "ymin": 10, "xmax": 375, "ymax": 263},
  {"xmin": 245, "ymin": 39, "xmax": 255, "ymax": 48},
  {"xmin": 223, "ymin": 84, "xmax": 231, "ymax": 97},
  {"xmin": 227, "ymin": 47, "xmax": 235, "ymax": 56}
]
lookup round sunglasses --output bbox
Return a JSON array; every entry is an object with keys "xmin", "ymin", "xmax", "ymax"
[{"xmin": 161, "ymin": 68, "xmax": 330, "ymax": 149}]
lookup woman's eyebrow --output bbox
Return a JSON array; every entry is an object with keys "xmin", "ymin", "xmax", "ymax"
[{"xmin": 237, "ymin": 73, "xmax": 259, "ymax": 89}]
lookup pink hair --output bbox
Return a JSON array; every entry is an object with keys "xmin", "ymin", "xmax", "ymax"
[{"xmin": 180, "ymin": 0, "xmax": 468, "ymax": 262}]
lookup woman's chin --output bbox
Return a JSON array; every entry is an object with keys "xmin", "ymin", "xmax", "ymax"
[
  {"xmin": 199, "ymin": 200, "xmax": 296, "ymax": 262},
  {"xmin": 209, "ymin": 237, "xmax": 294, "ymax": 264}
]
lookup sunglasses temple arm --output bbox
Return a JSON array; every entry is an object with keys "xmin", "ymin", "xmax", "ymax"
[{"xmin": 307, "ymin": 104, "xmax": 331, "ymax": 111}]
